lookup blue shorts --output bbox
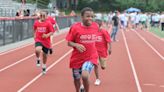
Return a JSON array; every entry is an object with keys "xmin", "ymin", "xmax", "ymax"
[{"xmin": 72, "ymin": 61, "xmax": 94, "ymax": 79}]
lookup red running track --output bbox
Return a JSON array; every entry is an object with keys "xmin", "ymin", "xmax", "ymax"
[{"xmin": 0, "ymin": 29, "xmax": 163, "ymax": 92}]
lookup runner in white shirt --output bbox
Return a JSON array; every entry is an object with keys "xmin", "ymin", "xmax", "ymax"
[
  {"xmin": 120, "ymin": 12, "xmax": 128, "ymax": 31},
  {"xmin": 134, "ymin": 12, "xmax": 140, "ymax": 30}
]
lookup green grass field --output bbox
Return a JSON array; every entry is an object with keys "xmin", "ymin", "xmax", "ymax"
[{"xmin": 149, "ymin": 27, "xmax": 164, "ymax": 38}]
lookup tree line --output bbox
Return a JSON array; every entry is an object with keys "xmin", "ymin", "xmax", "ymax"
[
  {"xmin": 78, "ymin": 0, "xmax": 164, "ymax": 12},
  {"xmin": 15, "ymin": 0, "xmax": 164, "ymax": 12}
]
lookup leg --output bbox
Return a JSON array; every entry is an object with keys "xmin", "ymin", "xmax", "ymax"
[
  {"xmin": 94, "ymin": 65, "xmax": 99, "ymax": 80},
  {"xmin": 72, "ymin": 68, "xmax": 82, "ymax": 92},
  {"xmin": 49, "ymin": 35, "xmax": 54, "ymax": 54},
  {"xmin": 82, "ymin": 71, "xmax": 89, "ymax": 92},
  {"xmin": 42, "ymin": 52, "xmax": 47, "ymax": 64},
  {"xmin": 94, "ymin": 64, "xmax": 101, "ymax": 86},
  {"xmin": 35, "ymin": 42, "xmax": 43, "ymax": 66},
  {"xmin": 35, "ymin": 46, "xmax": 42, "ymax": 59},
  {"xmin": 82, "ymin": 61, "xmax": 94, "ymax": 92},
  {"xmin": 41, "ymin": 46, "xmax": 49, "ymax": 74},
  {"xmin": 99, "ymin": 57, "xmax": 107, "ymax": 70},
  {"xmin": 111, "ymin": 26, "xmax": 116, "ymax": 41},
  {"xmin": 113, "ymin": 26, "xmax": 119, "ymax": 41},
  {"xmin": 110, "ymin": 29, "xmax": 114, "ymax": 40},
  {"xmin": 162, "ymin": 23, "xmax": 164, "ymax": 31},
  {"xmin": 74, "ymin": 79, "xmax": 81, "ymax": 92}
]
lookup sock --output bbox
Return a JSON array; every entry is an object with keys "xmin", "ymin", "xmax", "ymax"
[
  {"xmin": 42, "ymin": 64, "xmax": 46, "ymax": 68},
  {"xmin": 37, "ymin": 57, "xmax": 40, "ymax": 61}
]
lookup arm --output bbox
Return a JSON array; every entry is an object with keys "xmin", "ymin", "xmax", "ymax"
[
  {"xmin": 108, "ymin": 42, "xmax": 112, "ymax": 55},
  {"xmin": 42, "ymin": 21, "xmax": 55, "ymax": 38},
  {"xmin": 54, "ymin": 23, "xmax": 60, "ymax": 32},
  {"xmin": 42, "ymin": 32, "xmax": 53, "ymax": 38},
  {"xmin": 67, "ymin": 41, "xmax": 86, "ymax": 53},
  {"xmin": 33, "ymin": 30, "xmax": 36, "ymax": 39}
]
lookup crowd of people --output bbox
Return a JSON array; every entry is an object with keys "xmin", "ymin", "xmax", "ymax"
[
  {"xmin": 15, "ymin": 9, "xmax": 30, "ymax": 17},
  {"xmin": 108, "ymin": 11, "xmax": 164, "ymax": 32}
]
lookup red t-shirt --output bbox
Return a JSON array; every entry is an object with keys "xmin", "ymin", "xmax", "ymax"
[
  {"xmin": 33, "ymin": 20, "xmax": 54, "ymax": 48},
  {"xmin": 46, "ymin": 16, "xmax": 56, "ymax": 32},
  {"xmin": 66, "ymin": 22, "xmax": 99, "ymax": 69},
  {"xmin": 47, "ymin": 16, "xmax": 56, "ymax": 25},
  {"xmin": 96, "ymin": 29, "xmax": 111, "ymax": 58}
]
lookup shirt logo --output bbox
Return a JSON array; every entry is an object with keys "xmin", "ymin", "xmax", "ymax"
[
  {"xmin": 80, "ymin": 34, "xmax": 103, "ymax": 43},
  {"xmin": 37, "ymin": 27, "xmax": 46, "ymax": 32},
  {"xmin": 96, "ymin": 36, "xmax": 103, "ymax": 42}
]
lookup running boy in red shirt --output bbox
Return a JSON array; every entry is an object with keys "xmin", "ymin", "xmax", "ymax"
[
  {"xmin": 46, "ymin": 13, "xmax": 60, "ymax": 54},
  {"xmin": 33, "ymin": 10, "xmax": 54, "ymax": 74},
  {"xmin": 94, "ymin": 19, "xmax": 112, "ymax": 86},
  {"xmin": 66, "ymin": 7, "xmax": 99, "ymax": 92}
]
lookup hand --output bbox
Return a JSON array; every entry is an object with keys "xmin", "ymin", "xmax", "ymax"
[
  {"xmin": 75, "ymin": 43, "xmax": 86, "ymax": 53},
  {"xmin": 108, "ymin": 49, "xmax": 112, "ymax": 55},
  {"xmin": 42, "ymin": 34, "xmax": 48, "ymax": 38}
]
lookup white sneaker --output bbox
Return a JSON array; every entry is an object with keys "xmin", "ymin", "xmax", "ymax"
[
  {"xmin": 94, "ymin": 79, "xmax": 101, "ymax": 86},
  {"xmin": 79, "ymin": 84, "xmax": 84, "ymax": 92}
]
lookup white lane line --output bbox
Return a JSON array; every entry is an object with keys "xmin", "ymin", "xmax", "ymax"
[
  {"xmin": 159, "ymin": 85, "xmax": 164, "ymax": 88},
  {"xmin": 0, "ymin": 39, "xmax": 65, "ymax": 73},
  {"xmin": 143, "ymin": 83, "xmax": 156, "ymax": 86},
  {"xmin": 134, "ymin": 31, "xmax": 164, "ymax": 60},
  {"xmin": 0, "ymin": 43, "xmax": 33, "ymax": 56},
  {"xmin": 121, "ymin": 30, "xmax": 142, "ymax": 92},
  {"xmin": 17, "ymin": 49, "xmax": 72, "ymax": 92}
]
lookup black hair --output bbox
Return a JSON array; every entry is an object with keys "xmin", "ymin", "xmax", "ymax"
[{"xmin": 81, "ymin": 7, "xmax": 93, "ymax": 16}]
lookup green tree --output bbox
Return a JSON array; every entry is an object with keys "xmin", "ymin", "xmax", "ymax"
[{"xmin": 37, "ymin": 0, "xmax": 50, "ymax": 9}]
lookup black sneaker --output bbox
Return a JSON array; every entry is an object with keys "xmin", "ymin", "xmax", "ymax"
[
  {"xmin": 49, "ymin": 48, "xmax": 53, "ymax": 54},
  {"xmin": 80, "ymin": 88, "xmax": 85, "ymax": 92},
  {"xmin": 36, "ymin": 59, "xmax": 40, "ymax": 67}
]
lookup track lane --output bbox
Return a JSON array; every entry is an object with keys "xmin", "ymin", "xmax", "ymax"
[
  {"xmin": 0, "ymin": 39, "xmax": 69, "ymax": 92},
  {"xmin": 19, "ymin": 51, "xmax": 73, "ymax": 92},
  {"xmin": 0, "ymin": 33, "xmax": 67, "ymax": 70},
  {"xmin": 3, "ymin": 29, "xmax": 163, "ymax": 92},
  {"xmin": 18, "ymin": 31, "xmax": 138, "ymax": 92},
  {"xmin": 90, "ymin": 31, "xmax": 139, "ymax": 92},
  {"xmin": 135, "ymin": 30, "xmax": 164, "ymax": 56},
  {"xmin": 146, "ymin": 30, "xmax": 164, "ymax": 41},
  {"xmin": 124, "ymin": 30, "xmax": 164, "ymax": 92},
  {"xmin": 0, "ymin": 39, "xmax": 65, "ymax": 72}
]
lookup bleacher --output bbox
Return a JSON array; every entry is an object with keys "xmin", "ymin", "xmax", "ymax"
[{"xmin": 0, "ymin": 0, "xmax": 36, "ymax": 17}]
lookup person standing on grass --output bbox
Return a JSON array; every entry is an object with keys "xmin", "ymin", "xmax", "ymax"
[
  {"xmin": 94, "ymin": 19, "xmax": 112, "ymax": 86},
  {"xmin": 33, "ymin": 10, "xmax": 54, "ymax": 74},
  {"xmin": 66, "ymin": 7, "xmax": 99, "ymax": 92}
]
